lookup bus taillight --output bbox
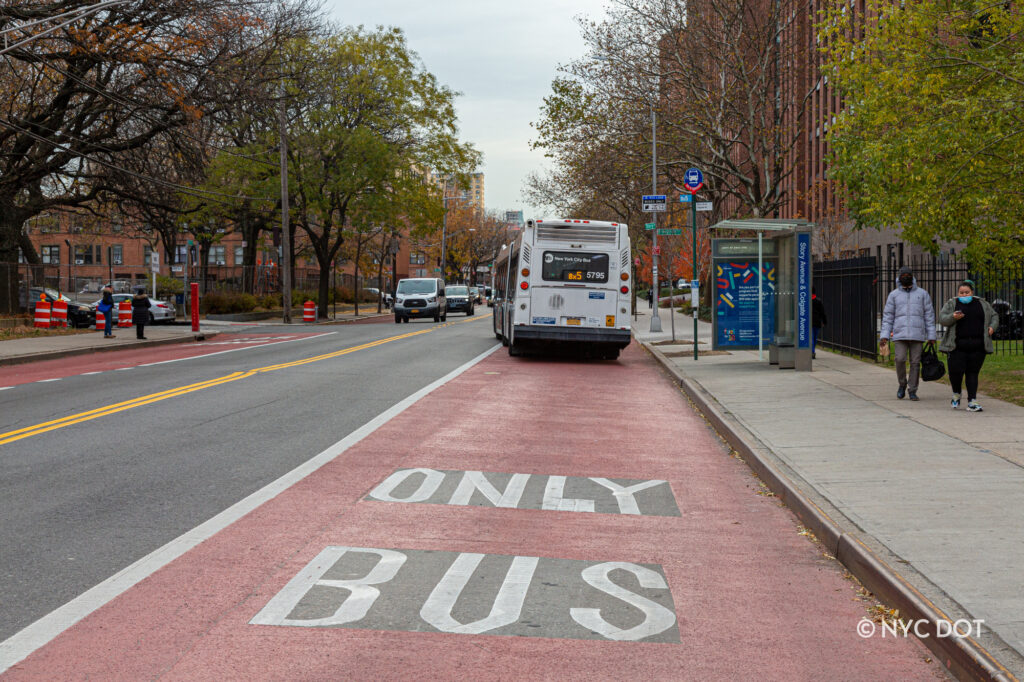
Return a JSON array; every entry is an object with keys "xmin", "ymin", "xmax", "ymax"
[
  {"xmin": 520, "ymin": 281, "xmax": 529, "ymax": 290},
  {"xmin": 620, "ymin": 272, "xmax": 629, "ymax": 281},
  {"xmin": 620, "ymin": 285, "xmax": 629, "ymax": 294},
  {"xmin": 521, "ymin": 268, "xmax": 530, "ymax": 277}
]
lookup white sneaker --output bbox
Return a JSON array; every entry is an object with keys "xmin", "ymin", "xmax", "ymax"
[
  {"xmin": 967, "ymin": 400, "xmax": 983, "ymax": 412},
  {"xmin": 951, "ymin": 394, "xmax": 960, "ymax": 409}
]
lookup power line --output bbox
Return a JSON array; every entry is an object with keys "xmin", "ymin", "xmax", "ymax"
[
  {"xmin": 0, "ymin": 1, "xmax": 128, "ymax": 39},
  {"xmin": 0, "ymin": 1, "xmax": 130, "ymax": 57},
  {"xmin": 0, "ymin": 116, "xmax": 279, "ymax": 212}
]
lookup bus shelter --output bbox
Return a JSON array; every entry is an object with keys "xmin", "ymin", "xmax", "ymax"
[{"xmin": 708, "ymin": 219, "xmax": 814, "ymax": 370}]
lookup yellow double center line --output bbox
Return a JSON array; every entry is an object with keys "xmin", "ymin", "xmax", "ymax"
[{"xmin": 0, "ymin": 315, "xmax": 489, "ymax": 446}]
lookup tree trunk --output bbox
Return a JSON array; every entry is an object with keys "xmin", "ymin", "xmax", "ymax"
[
  {"xmin": 353, "ymin": 240, "xmax": 362, "ymax": 317},
  {"xmin": 0, "ymin": 210, "xmax": 29, "ymax": 314},
  {"xmin": 375, "ymin": 236, "xmax": 386, "ymax": 314}
]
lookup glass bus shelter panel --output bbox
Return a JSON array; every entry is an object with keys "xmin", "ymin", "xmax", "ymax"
[
  {"xmin": 711, "ymin": 239, "xmax": 779, "ymax": 350},
  {"xmin": 774, "ymin": 236, "xmax": 797, "ymax": 348}
]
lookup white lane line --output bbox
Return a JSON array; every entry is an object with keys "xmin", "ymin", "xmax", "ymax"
[
  {"xmin": 81, "ymin": 372, "xmax": 102, "ymax": 376},
  {"xmin": 37, "ymin": 378, "xmax": 61, "ymax": 383},
  {"xmin": 0, "ymin": 387, "xmax": 12, "ymax": 391},
  {"xmin": 115, "ymin": 368, "xmax": 132, "ymax": 371},
  {"xmin": 0, "ymin": 342, "xmax": 501, "ymax": 673},
  {"xmin": 137, "ymin": 332, "xmax": 337, "ymax": 367}
]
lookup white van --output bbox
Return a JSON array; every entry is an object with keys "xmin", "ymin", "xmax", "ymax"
[{"xmin": 394, "ymin": 278, "xmax": 447, "ymax": 323}]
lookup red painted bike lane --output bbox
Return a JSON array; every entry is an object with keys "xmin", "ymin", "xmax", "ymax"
[
  {"xmin": 3, "ymin": 344, "xmax": 942, "ymax": 680},
  {"xmin": 0, "ymin": 333, "xmax": 331, "ymax": 387}
]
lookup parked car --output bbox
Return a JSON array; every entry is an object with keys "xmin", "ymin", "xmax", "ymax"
[
  {"xmin": 91, "ymin": 293, "xmax": 176, "ymax": 324},
  {"xmin": 393, "ymin": 277, "xmax": 446, "ymax": 323},
  {"xmin": 446, "ymin": 285, "xmax": 475, "ymax": 316},
  {"xmin": 22, "ymin": 287, "xmax": 95, "ymax": 328},
  {"xmin": 363, "ymin": 287, "xmax": 394, "ymax": 308}
]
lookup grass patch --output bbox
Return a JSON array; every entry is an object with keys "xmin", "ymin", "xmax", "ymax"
[{"xmin": 1, "ymin": 325, "xmax": 93, "ymax": 341}]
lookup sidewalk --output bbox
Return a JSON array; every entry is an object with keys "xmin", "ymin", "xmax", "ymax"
[{"xmin": 632, "ymin": 304, "xmax": 1024, "ymax": 680}]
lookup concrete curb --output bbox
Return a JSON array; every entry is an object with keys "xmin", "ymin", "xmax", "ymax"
[
  {"xmin": 642, "ymin": 340, "xmax": 1018, "ymax": 682},
  {"xmin": 0, "ymin": 331, "xmax": 220, "ymax": 368}
]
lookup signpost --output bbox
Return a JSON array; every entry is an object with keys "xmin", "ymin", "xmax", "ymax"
[
  {"xmin": 150, "ymin": 251, "xmax": 159, "ymax": 298},
  {"xmin": 642, "ymin": 195, "xmax": 667, "ymax": 212},
  {"xmin": 682, "ymin": 168, "xmax": 704, "ymax": 360}
]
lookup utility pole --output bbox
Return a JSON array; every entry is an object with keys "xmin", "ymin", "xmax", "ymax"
[{"xmin": 278, "ymin": 84, "xmax": 293, "ymax": 323}]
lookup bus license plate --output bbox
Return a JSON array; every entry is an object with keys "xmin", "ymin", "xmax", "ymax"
[{"xmin": 566, "ymin": 317, "xmax": 581, "ymax": 326}]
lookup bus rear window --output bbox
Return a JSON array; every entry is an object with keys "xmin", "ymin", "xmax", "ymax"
[{"xmin": 541, "ymin": 252, "xmax": 609, "ymax": 283}]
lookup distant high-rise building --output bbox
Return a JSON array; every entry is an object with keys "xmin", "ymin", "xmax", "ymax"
[{"xmin": 424, "ymin": 170, "xmax": 485, "ymax": 210}]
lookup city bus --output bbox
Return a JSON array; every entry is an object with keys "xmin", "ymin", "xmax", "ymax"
[{"xmin": 492, "ymin": 218, "xmax": 632, "ymax": 359}]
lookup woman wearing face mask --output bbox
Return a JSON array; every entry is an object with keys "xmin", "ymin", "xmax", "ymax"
[{"xmin": 938, "ymin": 280, "xmax": 999, "ymax": 411}]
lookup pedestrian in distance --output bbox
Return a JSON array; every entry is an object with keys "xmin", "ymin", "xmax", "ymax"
[
  {"xmin": 647, "ymin": 288, "xmax": 654, "ymax": 309},
  {"xmin": 97, "ymin": 284, "xmax": 116, "ymax": 338},
  {"xmin": 879, "ymin": 266, "xmax": 936, "ymax": 401},
  {"xmin": 811, "ymin": 286, "xmax": 827, "ymax": 359},
  {"xmin": 131, "ymin": 287, "xmax": 152, "ymax": 340},
  {"xmin": 938, "ymin": 280, "xmax": 999, "ymax": 412}
]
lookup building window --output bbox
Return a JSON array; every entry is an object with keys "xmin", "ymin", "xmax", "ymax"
[
  {"xmin": 208, "ymin": 245, "xmax": 226, "ymax": 265},
  {"xmin": 41, "ymin": 245, "xmax": 61, "ymax": 264},
  {"xmin": 234, "ymin": 246, "xmax": 243, "ymax": 266},
  {"xmin": 144, "ymin": 245, "xmax": 153, "ymax": 266},
  {"xmin": 410, "ymin": 252, "xmax": 426, "ymax": 265},
  {"xmin": 110, "ymin": 244, "xmax": 123, "ymax": 265},
  {"xmin": 175, "ymin": 245, "xmax": 187, "ymax": 264},
  {"xmin": 73, "ymin": 245, "xmax": 95, "ymax": 265}
]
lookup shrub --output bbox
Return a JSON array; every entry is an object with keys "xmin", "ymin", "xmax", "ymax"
[{"xmin": 201, "ymin": 291, "xmax": 258, "ymax": 314}]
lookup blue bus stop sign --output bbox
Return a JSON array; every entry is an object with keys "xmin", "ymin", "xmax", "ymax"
[{"xmin": 683, "ymin": 168, "xmax": 704, "ymax": 193}]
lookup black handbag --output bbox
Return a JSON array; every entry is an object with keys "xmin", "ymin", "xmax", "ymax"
[{"xmin": 921, "ymin": 341, "xmax": 946, "ymax": 382}]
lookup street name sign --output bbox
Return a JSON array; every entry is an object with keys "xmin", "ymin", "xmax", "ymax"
[
  {"xmin": 642, "ymin": 195, "xmax": 667, "ymax": 212},
  {"xmin": 645, "ymin": 222, "xmax": 656, "ymax": 230},
  {"xmin": 696, "ymin": 201, "xmax": 713, "ymax": 212},
  {"xmin": 657, "ymin": 228, "xmax": 681, "ymax": 236}
]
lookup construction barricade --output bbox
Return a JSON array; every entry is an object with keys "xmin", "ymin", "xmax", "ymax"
[
  {"xmin": 33, "ymin": 298, "xmax": 51, "ymax": 328},
  {"xmin": 303, "ymin": 300, "xmax": 316, "ymax": 323},
  {"xmin": 96, "ymin": 311, "xmax": 106, "ymax": 331},
  {"xmin": 50, "ymin": 300, "xmax": 68, "ymax": 328},
  {"xmin": 118, "ymin": 300, "xmax": 132, "ymax": 328}
]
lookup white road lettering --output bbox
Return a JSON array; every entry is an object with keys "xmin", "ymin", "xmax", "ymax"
[
  {"xmin": 250, "ymin": 546, "xmax": 406, "ymax": 627},
  {"xmin": 420, "ymin": 553, "xmax": 539, "ymax": 634},
  {"xmin": 570, "ymin": 562, "xmax": 677, "ymax": 641},
  {"xmin": 589, "ymin": 478, "xmax": 667, "ymax": 515},
  {"xmin": 542, "ymin": 475, "xmax": 595, "ymax": 512},
  {"xmin": 448, "ymin": 471, "xmax": 530, "ymax": 508},
  {"xmin": 367, "ymin": 468, "xmax": 445, "ymax": 503}
]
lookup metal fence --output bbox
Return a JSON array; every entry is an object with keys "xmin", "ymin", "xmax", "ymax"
[
  {"xmin": 814, "ymin": 254, "xmax": 1024, "ymax": 359},
  {"xmin": 1, "ymin": 261, "xmax": 392, "ymax": 315}
]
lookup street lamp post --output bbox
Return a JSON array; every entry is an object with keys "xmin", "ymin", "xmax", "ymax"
[
  {"xmin": 64, "ymin": 239, "xmax": 72, "ymax": 297},
  {"xmin": 649, "ymin": 103, "xmax": 662, "ymax": 333}
]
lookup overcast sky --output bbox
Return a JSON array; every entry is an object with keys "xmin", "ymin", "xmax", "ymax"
[{"xmin": 324, "ymin": 0, "xmax": 610, "ymax": 219}]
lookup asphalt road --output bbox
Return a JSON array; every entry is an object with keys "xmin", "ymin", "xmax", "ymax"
[{"xmin": 0, "ymin": 313, "xmax": 497, "ymax": 642}]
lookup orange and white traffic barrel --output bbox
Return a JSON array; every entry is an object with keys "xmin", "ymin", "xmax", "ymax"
[
  {"xmin": 118, "ymin": 300, "xmax": 132, "ymax": 327},
  {"xmin": 96, "ymin": 310, "xmax": 106, "ymax": 331},
  {"xmin": 51, "ymin": 300, "xmax": 68, "ymax": 328},
  {"xmin": 303, "ymin": 300, "xmax": 316, "ymax": 323},
  {"xmin": 33, "ymin": 299, "xmax": 51, "ymax": 328}
]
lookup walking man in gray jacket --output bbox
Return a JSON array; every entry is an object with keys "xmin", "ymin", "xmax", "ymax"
[{"xmin": 879, "ymin": 266, "xmax": 936, "ymax": 401}]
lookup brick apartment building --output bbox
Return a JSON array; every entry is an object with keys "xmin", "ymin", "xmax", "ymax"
[{"xmin": 776, "ymin": 0, "xmax": 960, "ymax": 263}]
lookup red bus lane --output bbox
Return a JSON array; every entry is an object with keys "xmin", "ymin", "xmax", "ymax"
[
  {"xmin": 0, "ymin": 333, "xmax": 331, "ymax": 387},
  {"xmin": 3, "ymin": 345, "xmax": 942, "ymax": 679}
]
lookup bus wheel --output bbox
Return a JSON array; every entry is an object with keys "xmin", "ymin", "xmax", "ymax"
[
  {"xmin": 605, "ymin": 349, "xmax": 620, "ymax": 360},
  {"xmin": 508, "ymin": 343, "xmax": 522, "ymax": 357}
]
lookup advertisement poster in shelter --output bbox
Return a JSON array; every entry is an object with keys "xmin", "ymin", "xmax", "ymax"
[{"xmin": 715, "ymin": 259, "xmax": 776, "ymax": 348}]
